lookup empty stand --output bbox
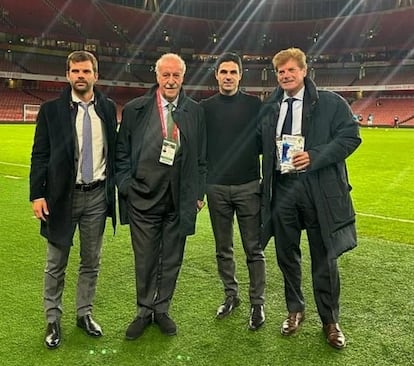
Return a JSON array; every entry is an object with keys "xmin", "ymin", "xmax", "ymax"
[
  {"xmin": 314, "ymin": 68, "xmax": 359, "ymax": 87},
  {"xmin": 0, "ymin": 58, "xmax": 25, "ymax": 73},
  {"xmin": 1, "ymin": 1, "xmax": 414, "ymax": 124},
  {"xmin": 351, "ymin": 96, "xmax": 414, "ymax": 126},
  {"xmin": 0, "ymin": 87, "xmax": 45, "ymax": 120},
  {"xmin": 11, "ymin": 53, "xmax": 64, "ymax": 75},
  {"xmin": 0, "ymin": 0, "xmax": 82, "ymax": 40},
  {"xmin": 48, "ymin": 0, "xmax": 120, "ymax": 42},
  {"xmin": 353, "ymin": 66, "xmax": 414, "ymax": 86},
  {"xmin": 2, "ymin": 0, "xmax": 414, "ymax": 54}
]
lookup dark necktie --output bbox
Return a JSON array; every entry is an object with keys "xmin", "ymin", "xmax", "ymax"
[
  {"xmin": 166, "ymin": 103, "xmax": 174, "ymax": 140},
  {"xmin": 79, "ymin": 102, "xmax": 93, "ymax": 183},
  {"xmin": 166, "ymin": 103, "xmax": 180, "ymax": 147},
  {"xmin": 281, "ymin": 97, "xmax": 296, "ymax": 135}
]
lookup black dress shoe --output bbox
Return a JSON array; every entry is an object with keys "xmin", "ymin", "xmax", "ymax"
[
  {"xmin": 248, "ymin": 304, "xmax": 265, "ymax": 331},
  {"xmin": 76, "ymin": 314, "xmax": 103, "ymax": 337},
  {"xmin": 154, "ymin": 313, "xmax": 177, "ymax": 336},
  {"xmin": 45, "ymin": 321, "xmax": 61, "ymax": 349},
  {"xmin": 216, "ymin": 296, "xmax": 241, "ymax": 319},
  {"xmin": 125, "ymin": 315, "xmax": 153, "ymax": 340}
]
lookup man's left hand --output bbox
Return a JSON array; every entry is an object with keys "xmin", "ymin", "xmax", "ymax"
[
  {"xmin": 196, "ymin": 200, "xmax": 205, "ymax": 213},
  {"xmin": 292, "ymin": 151, "xmax": 310, "ymax": 171}
]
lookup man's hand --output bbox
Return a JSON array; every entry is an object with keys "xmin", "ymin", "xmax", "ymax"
[
  {"xmin": 292, "ymin": 151, "xmax": 310, "ymax": 171},
  {"xmin": 32, "ymin": 198, "xmax": 49, "ymax": 221},
  {"xmin": 196, "ymin": 200, "xmax": 205, "ymax": 213}
]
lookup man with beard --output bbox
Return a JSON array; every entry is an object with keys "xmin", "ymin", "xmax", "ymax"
[
  {"xmin": 30, "ymin": 50, "xmax": 118, "ymax": 349},
  {"xmin": 200, "ymin": 53, "xmax": 265, "ymax": 331},
  {"xmin": 116, "ymin": 53, "xmax": 206, "ymax": 340}
]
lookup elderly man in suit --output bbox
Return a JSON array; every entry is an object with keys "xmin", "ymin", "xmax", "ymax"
[
  {"xmin": 116, "ymin": 53, "xmax": 206, "ymax": 340},
  {"xmin": 30, "ymin": 50, "xmax": 118, "ymax": 349}
]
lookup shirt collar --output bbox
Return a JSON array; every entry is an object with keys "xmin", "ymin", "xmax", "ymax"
[
  {"xmin": 283, "ymin": 86, "xmax": 305, "ymax": 102},
  {"xmin": 71, "ymin": 91, "xmax": 95, "ymax": 105},
  {"xmin": 159, "ymin": 93, "xmax": 178, "ymax": 109}
]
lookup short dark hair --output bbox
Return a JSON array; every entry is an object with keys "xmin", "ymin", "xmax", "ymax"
[
  {"xmin": 216, "ymin": 52, "xmax": 242, "ymax": 73},
  {"xmin": 66, "ymin": 50, "xmax": 98, "ymax": 73}
]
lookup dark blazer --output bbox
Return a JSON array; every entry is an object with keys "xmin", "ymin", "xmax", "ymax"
[
  {"xmin": 258, "ymin": 77, "xmax": 362, "ymax": 258},
  {"xmin": 30, "ymin": 86, "xmax": 118, "ymax": 247},
  {"xmin": 116, "ymin": 84, "xmax": 207, "ymax": 236}
]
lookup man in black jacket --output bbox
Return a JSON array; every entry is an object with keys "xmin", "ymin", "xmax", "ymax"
[
  {"xmin": 116, "ymin": 53, "xmax": 206, "ymax": 340},
  {"xmin": 258, "ymin": 47, "xmax": 361, "ymax": 349},
  {"xmin": 30, "ymin": 51, "xmax": 118, "ymax": 349}
]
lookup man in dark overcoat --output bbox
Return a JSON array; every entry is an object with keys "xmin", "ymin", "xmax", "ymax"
[
  {"xmin": 30, "ymin": 51, "xmax": 117, "ymax": 349},
  {"xmin": 116, "ymin": 53, "xmax": 206, "ymax": 340},
  {"xmin": 258, "ymin": 47, "xmax": 361, "ymax": 349}
]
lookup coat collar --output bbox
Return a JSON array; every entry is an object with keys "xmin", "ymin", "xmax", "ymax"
[
  {"xmin": 132, "ymin": 84, "xmax": 190, "ymax": 112},
  {"xmin": 259, "ymin": 77, "xmax": 319, "ymax": 120}
]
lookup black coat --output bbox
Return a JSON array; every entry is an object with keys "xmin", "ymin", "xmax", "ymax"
[
  {"xmin": 30, "ymin": 86, "xmax": 118, "ymax": 247},
  {"xmin": 115, "ymin": 85, "xmax": 207, "ymax": 236},
  {"xmin": 258, "ymin": 77, "xmax": 362, "ymax": 258}
]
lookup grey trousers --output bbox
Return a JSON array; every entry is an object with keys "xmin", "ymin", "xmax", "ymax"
[
  {"xmin": 43, "ymin": 185, "xmax": 107, "ymax": 323},
  {"xmin": 207, "ymin": 180, "xmax": 265, "ymax": 304}
]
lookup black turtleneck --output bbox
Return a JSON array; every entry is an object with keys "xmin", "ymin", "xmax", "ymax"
[{"xmin": 200, "ymin": 91, "xmax": 262, "ymax": 185}]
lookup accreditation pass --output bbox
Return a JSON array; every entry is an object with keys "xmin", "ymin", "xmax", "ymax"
[{"xmin": 159, "ymin": 139, "xmax": 177, "ymax": 166}]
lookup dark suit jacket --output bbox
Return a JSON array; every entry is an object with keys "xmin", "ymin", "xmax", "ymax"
[
  {"xmin": 258, "ymin": 77, "xmax": 362, "ymax": 258},
  {"xmin": 30, "ymin": 86, "xmax": 118, "ymax": 247},
  {"xmin": 116, "ymin": 84, "xmax": 207, "ymax": 236}
]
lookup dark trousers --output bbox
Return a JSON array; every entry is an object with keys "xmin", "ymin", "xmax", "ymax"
[
  {"xmin": 271, "ymin": 174, "xmax": 340, "ymax": 324},
  {"xmin": 44, "ymin": 185, "xmax": 107, "ymax": 322},
  {"xmin": 207, "ymin": 180, "xmax": 265, "ymax": 304},
  {"xmin": 128, "ymin": 188, "xmax": 186, "ymax": 317}
]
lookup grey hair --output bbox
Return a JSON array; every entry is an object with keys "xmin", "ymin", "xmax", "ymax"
[{"xmin": 155, "ymin": 53, "xmax": 186, "ymax": 75}]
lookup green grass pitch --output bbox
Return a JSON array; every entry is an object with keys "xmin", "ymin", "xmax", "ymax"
[{"xmin": 0, "ymin": 125, "xmax": 413, "ymax": 365}]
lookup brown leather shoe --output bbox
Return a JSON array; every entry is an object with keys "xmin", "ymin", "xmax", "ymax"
[
  {"xmin": 323, "ymin": 323, "xmax": 346, "ymax": 349},
  {"xmin": 280, "ymin": 312, "xmax": 305, "ymax": 335}
]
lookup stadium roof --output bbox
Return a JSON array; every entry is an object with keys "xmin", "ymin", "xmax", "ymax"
[{"xmin": 104, "ymin": 0, "xmax": 412, "ymax": 21}]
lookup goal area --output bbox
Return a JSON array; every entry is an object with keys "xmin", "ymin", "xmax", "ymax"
[{"xmin": 23, "ymin": 104, "xmax": 41, "ymax": 122}]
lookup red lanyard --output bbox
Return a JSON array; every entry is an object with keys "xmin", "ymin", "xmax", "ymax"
[{"xmin": 156, "ymin": 89, "xmax": 179, "ymax": 141}]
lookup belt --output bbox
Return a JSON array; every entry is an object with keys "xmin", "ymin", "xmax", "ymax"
[
  {"xmin": 276, "ymin": 171, "xmax": 304, "ymax": 179},
  {"xmin": 75, "ymin": 180, "xmax": 105, "ymax": 192}
]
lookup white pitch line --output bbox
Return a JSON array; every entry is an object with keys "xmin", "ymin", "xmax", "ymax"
[
  {"xmin": 1, "ymin": 159, "xmax": 413, "ymax": 225},
  {"xmin": 4, "ymin": 175, "xmax": 22, "ymax": 180},
  {"xmin": 357, "ymin": 212, "xmax": 414, "ymax": 224},
  {"xmin": 0, "ymin": 161, "xmax": 30, "ymax": 168}
]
